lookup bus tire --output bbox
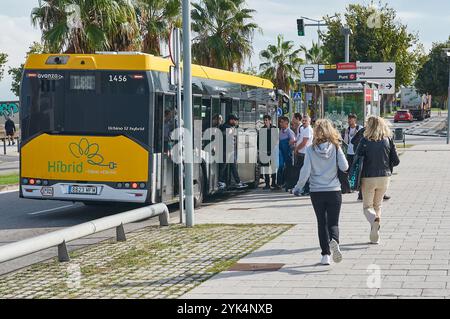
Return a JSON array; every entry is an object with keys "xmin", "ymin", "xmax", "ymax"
[{"xmin": 194, "ymin": 167, "xmax": 205, "ymax": 208}]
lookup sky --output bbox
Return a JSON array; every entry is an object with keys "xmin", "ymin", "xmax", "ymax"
[{"xmin": 1, "ymin": 0, "xmax": 450, "ymax": 100}]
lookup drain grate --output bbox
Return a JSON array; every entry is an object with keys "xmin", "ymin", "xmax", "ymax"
[
  {"xmin": 228, "ymin": 207, "xmax": 253, "ymax": 211},
  {"xmin": 228, "ymin": 263, "xmax": 284, "ymax": 271}
]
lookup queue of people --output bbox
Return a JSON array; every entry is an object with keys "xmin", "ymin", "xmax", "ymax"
[
  {"xmin": 216, "ymin": 111, "xmax": 399, "ymax": 266},
  {"xmin": 257, "ymin": 113, "xmax": 400, "ymax": 266}
]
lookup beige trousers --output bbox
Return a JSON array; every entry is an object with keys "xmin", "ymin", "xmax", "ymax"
[{"xmin": 361, "ymin": 177, "xmax": 391, "ymax": 224}]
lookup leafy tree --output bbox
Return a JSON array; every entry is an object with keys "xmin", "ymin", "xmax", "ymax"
[
  {"xmin": 191, "ymin": 0, "xmax": 260, "ymax": 71},
  {"xmin": 321, "ymin": 2, "xmax": 423, "ymax": 90},
  {"xmin": 415, "ymin": 37, "xmax": 450, "ymax": 108},
  {"xmin": 259, "ymin": 34, "xmax": 303, "ymax": 93},
  {"xmin": 0, "ymin": 52, "xmax": 7, "ymax": 81},
  {"xmin": 136, "ymin": 0, "xmax": 181, "ymax": 56},
  {"xmin": 8, "ymin": 42, "xmax": 46, "ymax": 97},
  {"xmin": 300, "ymin": 42, "xmax": 328, "ymax": 64},
  {"xmin": 31, "ymin": 0, "xmax": 139, "ymax": 53}
]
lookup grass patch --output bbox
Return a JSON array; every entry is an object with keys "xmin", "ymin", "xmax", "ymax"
[
  {"xmin": 206, "ymin": 258, "xmax": 239, "ymax": 273},
  {"xmin": 0, "ymin": 173, "xmax": 19, "ymax": 186},
  {"xmin": 81, "ymin": 242, "xmax": 174, "ymax": 277}
]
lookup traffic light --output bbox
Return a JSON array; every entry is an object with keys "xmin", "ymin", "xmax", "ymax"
[{"xmin": 297, "ymin": 19, "xmax": 305, "ymax": 36}]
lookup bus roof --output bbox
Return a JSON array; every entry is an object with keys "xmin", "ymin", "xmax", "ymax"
[{"xmin": 24, "ymin": 53, "xmax": 274, "ymax": 90}]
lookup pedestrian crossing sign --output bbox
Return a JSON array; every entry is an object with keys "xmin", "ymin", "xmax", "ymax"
[{"xmin": 293, "ymin": 92, "xmax": 302, "ymax": 100}]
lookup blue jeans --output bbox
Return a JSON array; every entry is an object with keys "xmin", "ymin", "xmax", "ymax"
[{"xmin": 277, "ymin": 139, "xmax": 292, "ymax": 186}]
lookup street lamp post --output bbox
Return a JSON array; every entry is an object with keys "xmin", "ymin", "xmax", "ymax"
[{"xmin": 342, "ymin": 26, "xmax": 352, "ymax": 63}]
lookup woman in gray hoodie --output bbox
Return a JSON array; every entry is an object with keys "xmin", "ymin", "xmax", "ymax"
[{"xmin": 294, "ymin": 119, "xmax": 349, "ymax": 265}]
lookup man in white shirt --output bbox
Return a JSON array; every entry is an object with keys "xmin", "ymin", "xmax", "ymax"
[
  {"xmin": 341, "ymin": 113, "xmax": 362, "ymax": 168},
  {"xmin": 295, "ymin": 115, "xmax": 313, "ymax": 164},
  {"xmin": 294, "ymin": 115, "xmax": 313, "ymax": 195}
]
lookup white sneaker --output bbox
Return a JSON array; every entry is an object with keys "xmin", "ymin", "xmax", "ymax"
[
  {"xmin": 235, "ymin": 182, "xmax": 248, "ymax": 189},
  {"xmin": 329, "ymin": 239, "xmax": 343, "ymax": 263},
  {"xmin": 370, "ymin": 219, "xmax": 380, "ymax": 244},
  {"xmin": 320, "ymin": 255, "xmax": 331, "ymax": 265},
  {"xmin": 218, "ymin": 182, "xmax": 226, "ymax": 190}
]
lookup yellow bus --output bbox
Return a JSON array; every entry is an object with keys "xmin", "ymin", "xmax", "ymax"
[{"xmin": 19, "ymin": 52, "xmax": 277, "ymax": 207}]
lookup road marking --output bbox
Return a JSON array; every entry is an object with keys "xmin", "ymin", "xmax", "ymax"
[
  {"xmin": 29, "ymin": 204, "xmax": 75, "ymax": 216},
  {"xmin": 0, "ymin": 189, "xmax": 19, "ymax": 195}
]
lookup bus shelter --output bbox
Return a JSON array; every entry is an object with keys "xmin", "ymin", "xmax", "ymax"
[{"xmin": 305, "ymin": 80, "xmax": 380, "ymax": 131}]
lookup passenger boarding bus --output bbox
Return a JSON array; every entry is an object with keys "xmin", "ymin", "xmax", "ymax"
[{"xmin": 19, "ymin": 53, "xmax": 277, "ymax": 207}]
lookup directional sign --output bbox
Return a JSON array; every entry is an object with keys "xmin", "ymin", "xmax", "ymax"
[
  {"xmin": 373, "ymin": 78, "xmax": 396, "ymax": 94},
  {"xmin": 300, "ymin": 64, "xmax": 319, "ymax": 83},
  {"xmin": 319, "ymin": 65, "xmax": 357, "ymax": 82},
  {"xmin": 357, "ymin": 62, "xmax": 396, "ymax": 94},
  {"xmin": 357, "ymin": 62, "xmax": 396, "ymax": 79},
  {"xmin": 337, "ymin": 62, "xmax": 357, "ymax": 73}
]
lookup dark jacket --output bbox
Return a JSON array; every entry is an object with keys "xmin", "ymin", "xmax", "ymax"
[
  {"xmin": 356, "ymin": 137, "xmax": 400, "ymax": 178},
  {"xmin": 350, "ymin": 127, "xmax": 365, "ymax": 150},
  {"xmin": 5, "ymin": 119, "xmax": 16, "ymax": 133}
]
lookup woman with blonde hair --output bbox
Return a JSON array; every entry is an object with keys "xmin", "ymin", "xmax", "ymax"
[
  {"xmin": 355, "ymin": 116, "xmax": 400, "ymax": 244},
  {"xmin": 294, "ymin": 119, "xmax": 349, "ymax": 265}
]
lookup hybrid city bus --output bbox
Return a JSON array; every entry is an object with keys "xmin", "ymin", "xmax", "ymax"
[{"xmin": 19, "ymin": 52, "xmax": 278, "ymax": 207}]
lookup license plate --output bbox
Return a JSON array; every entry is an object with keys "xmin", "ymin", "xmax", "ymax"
[
  {"xmin": 68, "ymin": 186, "xmax": 98, "ymax": 195},
  {"xmin": 400, "ymin": 116, "xmax": 405, "ymax": 118}
]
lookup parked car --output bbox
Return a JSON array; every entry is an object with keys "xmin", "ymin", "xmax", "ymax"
[{"xmin": 394, "ymin": 110, "xmax": 414, "ymax": 123}]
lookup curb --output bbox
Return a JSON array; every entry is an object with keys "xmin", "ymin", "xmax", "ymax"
[{"xmin": 0, "ymin": 184, "xmax": 19, "ymax": 193}]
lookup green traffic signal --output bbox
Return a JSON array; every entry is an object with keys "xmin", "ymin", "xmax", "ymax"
[{"xmin": 297, "ymin": 19, "xmax": 305, "ymax": 36}]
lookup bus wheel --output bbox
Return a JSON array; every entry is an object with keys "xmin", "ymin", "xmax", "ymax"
[{"xmin": 194, "ymin": 168, "xmax": 205, "ymax": 208}]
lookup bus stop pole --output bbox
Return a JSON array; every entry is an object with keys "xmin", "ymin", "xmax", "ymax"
[
  {"xmin": 174, "ymin": 28, "xmax": 185, "ymax": 223},
  {"xmin": 182, "ymin": 0, "xmax": 195, "ymax": 227}
]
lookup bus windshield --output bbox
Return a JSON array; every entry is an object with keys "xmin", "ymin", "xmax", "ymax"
[{"xmin": 20, "ymin": 70, "xmax": 150, "ymax": 145}]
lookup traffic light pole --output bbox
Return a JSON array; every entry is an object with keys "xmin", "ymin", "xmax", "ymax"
[
  {"xmin": 302, "ymin": 18, "xmax": 327, "ymax": 49},
  {"xmin": 182, "ymin": 0, "xmax": 195, "ymax": 227}
]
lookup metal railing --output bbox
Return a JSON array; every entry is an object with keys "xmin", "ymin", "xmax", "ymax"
[
  {"xmin": 0, "ymin": 203, "xmax": 170, "ymax": 263},
  {"xmin": 1, "ymin": 136, "xmax": 19, "ymax": 155}
]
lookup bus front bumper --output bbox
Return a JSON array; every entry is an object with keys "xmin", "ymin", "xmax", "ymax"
[{"xmin": 21, "ymin": 183, "xmax": 148, "ymax": 203}]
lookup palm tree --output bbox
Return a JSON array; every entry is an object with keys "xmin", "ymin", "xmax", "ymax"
[
  {"xmin": 191, "ymin": 0, "xmax": 260, "ymax": 71},
  {"xmin": 259, "ymin": 35, "xmax": 303, "ymax": 93},
  {"xmin": 136, "ymin": 0, "xmax": 181, "ymax": 56},
  {"xmin": 31, "ymin": 0, "xmax": 139, "ymax": 53},
  {"xmin": 300, "ymin": 42, "xmax": 327, "ymax": 64}
]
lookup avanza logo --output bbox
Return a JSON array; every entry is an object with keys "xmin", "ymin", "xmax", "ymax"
[{"xmin": 68, "ymin": 138, "xmax": 118, "ymax": 169}]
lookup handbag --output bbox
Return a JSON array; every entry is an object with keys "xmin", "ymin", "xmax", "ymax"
[
  {"xmin": 336, "ymin": 146, "xmax": 351, "ymax": 194},
  {"xmin": 349, "ymin": 155, "xmax": 364, "ymax": 191}
]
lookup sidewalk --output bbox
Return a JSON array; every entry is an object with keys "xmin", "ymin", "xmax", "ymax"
[
  {"xmin": 0, "ymin": 143, "xmax": 19, "ymax": 176},
  {"xmin": 1, "ymin": 143, "xmax": 450, "ymax": 299},
  {"xmin": 182, "ymin": 144, "xmax": 450, "ymax": 299}
]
